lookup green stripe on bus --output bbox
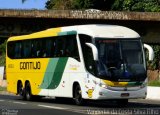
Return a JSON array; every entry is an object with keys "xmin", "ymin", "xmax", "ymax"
[
  {"xmin": 40, "ymin": 58, "xmax": 59, "ymax": 89},
  {"xmin": 58, "ymin": 31, "xmax": 77, "ymax": 36},
  {"xmin": 47, "ymin": 58, "xmax": 68, "ymax": 89},
  {"xmin": 127, "ymin": 82, "xmax": 142, "ymax": 86}
]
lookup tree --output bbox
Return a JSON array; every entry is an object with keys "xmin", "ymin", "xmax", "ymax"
[
  {"xmin": 45, "ymin": 0, "xmax": 160, "ymax": 12},
  {"xmin": 46, "ymin": 0, "xmax": 114, "ymax": 10},
  {"xmin": 92, "ymin": 0, "xmax": 115, "ymax": 11},
  {"xmin": 46, "ymin": 0, "xmax": 73, "ymax": 10},
  {"xmin": 45, "ymin": 0, "xmax": 114, "ymax": 10},
  {"xmin": 0, "ymin": 41, "xmax": 6, "ymax": 66},
  {"xmin": 22, "ymin": 0, "xmax": 27, "ymax": 3},
  {"xmin": 72, "ymin": 0, "xmax": 93, "ymax": 9},
  {"xmin": 45, "ymin": 0, "xmax": 94, "ymax": 10},
  {"xmin": 112, "ymin": 0, "xmax": 160, "ymax": 12},
  {"xmin": 45, "ymin": 0, "xmax": 53, "ymax": 9}
]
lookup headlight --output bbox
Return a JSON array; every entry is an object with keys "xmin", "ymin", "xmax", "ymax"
[
  {"xmin": 99, "ymin": 83, "xmax": 108, "ymax": 88},
  {"xmin": 140, "ymin": 82, "xmax": 147, "ymax": 88},
  {"xmin": 140, "ymin": 79, "xmax": 147, "ymax": 88}
]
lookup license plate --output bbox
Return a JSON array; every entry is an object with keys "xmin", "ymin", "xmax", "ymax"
[{"xmin": 121, "ymin": 93, "xmax": 129, "ymax": 97}]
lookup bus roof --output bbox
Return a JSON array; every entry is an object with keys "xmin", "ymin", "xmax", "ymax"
[{"xmin": 8, "ymin": 24, "xmax": 140, "ymax": 41}]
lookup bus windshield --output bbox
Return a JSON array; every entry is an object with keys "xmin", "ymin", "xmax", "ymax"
[{"xmin": 95, "ymin": 39, "xmax": 146, "ymax": 82}]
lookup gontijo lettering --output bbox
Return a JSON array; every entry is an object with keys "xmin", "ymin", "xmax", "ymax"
[{"xmin": 20, "ymin": 62, "xmax": 41, "ymax": 70}]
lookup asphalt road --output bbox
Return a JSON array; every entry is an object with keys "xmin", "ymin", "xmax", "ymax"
[{"xmin": 0, "ymin": 94, "xmax": 160, "ymax": 115}]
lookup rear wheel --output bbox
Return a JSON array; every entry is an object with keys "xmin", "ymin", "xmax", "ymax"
[
  {"xmin": 25, "ymin": 83, "xmax": 33, "ymax": 101},
  {"xmin": 17, "ymin": 82, "xmax": 26, "ymax": 100},
  {"xmin": 17, "ymin": 82, "xmax": 23, "ymax": 96},
  {"xmin": 74, "ymin": 84, "xmax": 84, "ymax": 105}
]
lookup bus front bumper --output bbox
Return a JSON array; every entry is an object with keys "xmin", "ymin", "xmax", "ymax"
[{"xmin": 87, "ymin": 86, "xmax": 147, "ymax": 100}]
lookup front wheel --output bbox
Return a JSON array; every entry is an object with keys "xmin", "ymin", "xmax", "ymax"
[{"xmin": 74, "ymin": 85, "xmax": 84, "ymax": 105}]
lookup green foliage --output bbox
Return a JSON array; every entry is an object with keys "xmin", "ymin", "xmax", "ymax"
[
  {"xmin": 72, "ymin": 0, "xmax": 93, "ymax": 9},
  {"xmin": 112, "ymin": 0, "xmax": 160, "ymax": 12},
  {"xmin": 112, "ymin": 0, "xmax": 133, "ymax": 11},
  {"xmin": 45, "ymin": 0, "xmax": 160, "ymax": 12},
  {"xmin": 45, "ymin": 0, "xmax": 72, "ymax": 10},
  {"xmin": 148, "ymin": 80, "xmax": 160, "ymax": 86},
  {"xmin": 0, "ymin": 41, "xmax": 6, "ymax": 55},
  {"xmin": 0, "ymin": 55, "xmax": 5, "ymax": 66},
  {"xmin": 45, "ymin": 0, "xmax": 93, "ymax": 10},
  {"xmin": 22, "ymin": 0, "xmax": 27, "ymax": 3},
  {"xmin": 0, "ymin": 86, "xmax": 6, "ymax": 91},
  {"xmin": 146, "ymin": 44, "xmax": 160, "ymax": 70},
  {"xmin": 45, "ymin": 0, "xmax": 113, "ymax": 10},
  {"xmin": 45, "ymin": 1, "xmax": 54, "ymax": 9},
  {"xmin": 0, "ymin": 41, "xmax": 6, "ymax": 66}
]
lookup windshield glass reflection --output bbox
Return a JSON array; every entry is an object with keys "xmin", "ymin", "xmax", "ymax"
[{"xmin": 95, "ymin": 39, "xmax": 146, "ymax": 82}]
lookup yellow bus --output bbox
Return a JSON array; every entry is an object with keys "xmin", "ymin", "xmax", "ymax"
[{"xmin": 6, "ymin": 24, "xmax": 154, "ymax": 105}]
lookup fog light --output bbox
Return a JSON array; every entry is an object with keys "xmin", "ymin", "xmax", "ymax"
[
  {"xmin": 99, "ymin": 92, "xmax": 103, "ymax": 96},
  {"xmin": 99, "ymin": 83, "xmax": 108, "ymax": 88},
  {"xmin": 145, "ymin": 92, "xmax": 147, "ymax": 96}
]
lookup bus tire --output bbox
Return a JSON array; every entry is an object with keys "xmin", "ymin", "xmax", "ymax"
[
  {"xmin": 25, "ymin": 82, "xmax": 33, "ymax": 101},
  {"xmin": 17, "ymin": 81, "xmax": 26, "ymax": 100},
  {"xmin": 74, "ymin": 84, "xmax": 84, "ymax": 105},
  {"xmin": 17, "ymin": 81, "xmax": 23, "ymax": 96}
]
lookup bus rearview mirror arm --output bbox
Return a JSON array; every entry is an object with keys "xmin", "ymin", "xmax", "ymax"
[
  {"xmin": 144, "ymin": 44, "xmax": 154, "ymax": 61},
  {"xmin": 85, "ymin": 43, "xmax": 99, "ymax": 61}
]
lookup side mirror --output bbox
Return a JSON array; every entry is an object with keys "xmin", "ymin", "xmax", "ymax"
[
  {"xmin": 144, "ymin": 44, "xmax": 154, "ymax": 61},
  {"xmin": 85, "ymin": 43, "xmax": 98, "ymax": 61}
]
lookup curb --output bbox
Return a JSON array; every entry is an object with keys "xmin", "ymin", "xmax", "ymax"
[
  {"xmin": 0, "ymin": 80, "xmax": 7, "ymax": 87},
  {"xmin": 146, "ymin": 86, "xmax": 160, "ymax": 100},
  {"xmin": 0, "ymin": 91, "xmax": 14, "ymax": 95}
]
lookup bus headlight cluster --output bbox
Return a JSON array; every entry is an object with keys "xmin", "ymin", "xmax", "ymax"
[
  {"xmin": 140, "ymin": 82, "xmax": 147, "ymax": 88},
  {"xmin": 140, "ymin": 79, "xmax": 147, "ymax": 88},
  {"xmin": 93, "ymin": 80, "xmax": 108, "ymax": 88},
  {"xmin": 99, "ymin": 83, "xmax": 108, "ymax": 88}
]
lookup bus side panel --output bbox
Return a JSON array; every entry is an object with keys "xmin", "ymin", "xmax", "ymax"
[
  {"xmin": 57, "ymin": 58, "xmax": 85, "ymax": 97},
  {"xmin": 6, "ymin": 57, "xmax": 50, "ymax": 95},
  {"xmin": 38, "ymin": 58, "xmax": 68, "ymax": 96},
  {"xmin": 59, "ymin": 58, "xmax": 88, "ymax": 99},
  {"xmin": 38, "ymin": 58, "xmax": 86, "ymax": 98},
  {"xmin": 7, "ymin": 73, "xmax": 18, "ymax": 94}
]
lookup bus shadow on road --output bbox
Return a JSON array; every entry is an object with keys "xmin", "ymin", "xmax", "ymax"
[{"xmin": 18, "ymin": 96, "xmax": 160, "ymax": 108}]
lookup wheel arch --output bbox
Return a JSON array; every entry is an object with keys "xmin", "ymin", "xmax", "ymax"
[
  {"xmin": 72, "ymin": 81, "xmax": 86, "ymax": 98},
  {"xmin": 25, "ymin": 80, "xmax": 30, "ymax": 87},
  {"xmin": 72, "ymin": 82, "xmax": 79, "ymax": 98}
]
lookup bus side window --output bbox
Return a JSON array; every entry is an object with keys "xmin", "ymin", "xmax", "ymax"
[
  {"xmin": 54, "ymin": 37, "xmax": 65, "ymax": 57},
  {"xmin": 41, "ymin": 39, "xmax": 47, "ymax": 58},
  {"xmin": 31, "ymin": 40, "xmax": 37, "ymax": 58},
  {"xmin": 50, "ymin": 39, "xmax": 56, "ymax": 57},
  {"xmin": 32, "ymin": 38, "xmax": 55, "ymax": 58},
  {"xmin": 66, "ymin": 35, "xmax": 80, "ymax": 61},
  {"xmin": 15, "ymin": 42, "xmax": 22, "ymax": 59},
  {"xmin": 54, "ymin": 38, "xmax": 60, "ymax": 57},
  {"xmin": 46, "ymin": 39, "xmax": 53, "ymax": 57},
  {"xmin": 22, "ymin": 40, "xmax": 31, "ymax": 58},
  {"xmin": 36, "ymin": 41, "xmax": 42, "ymax": 57},
  {"xmin": 7, "ymin": 42, "xmax": 16, "ymax": 59},
  {"xmin": 32, "ymin": 40, "xmax": 44, "ymax": 58},
  {"xmin": 60, "ymin": 37, "xmax": 67, "ymax": 57},
  {"xmin": 79, "ymin": 34, "xmax": 96, "ymax": 75}
]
